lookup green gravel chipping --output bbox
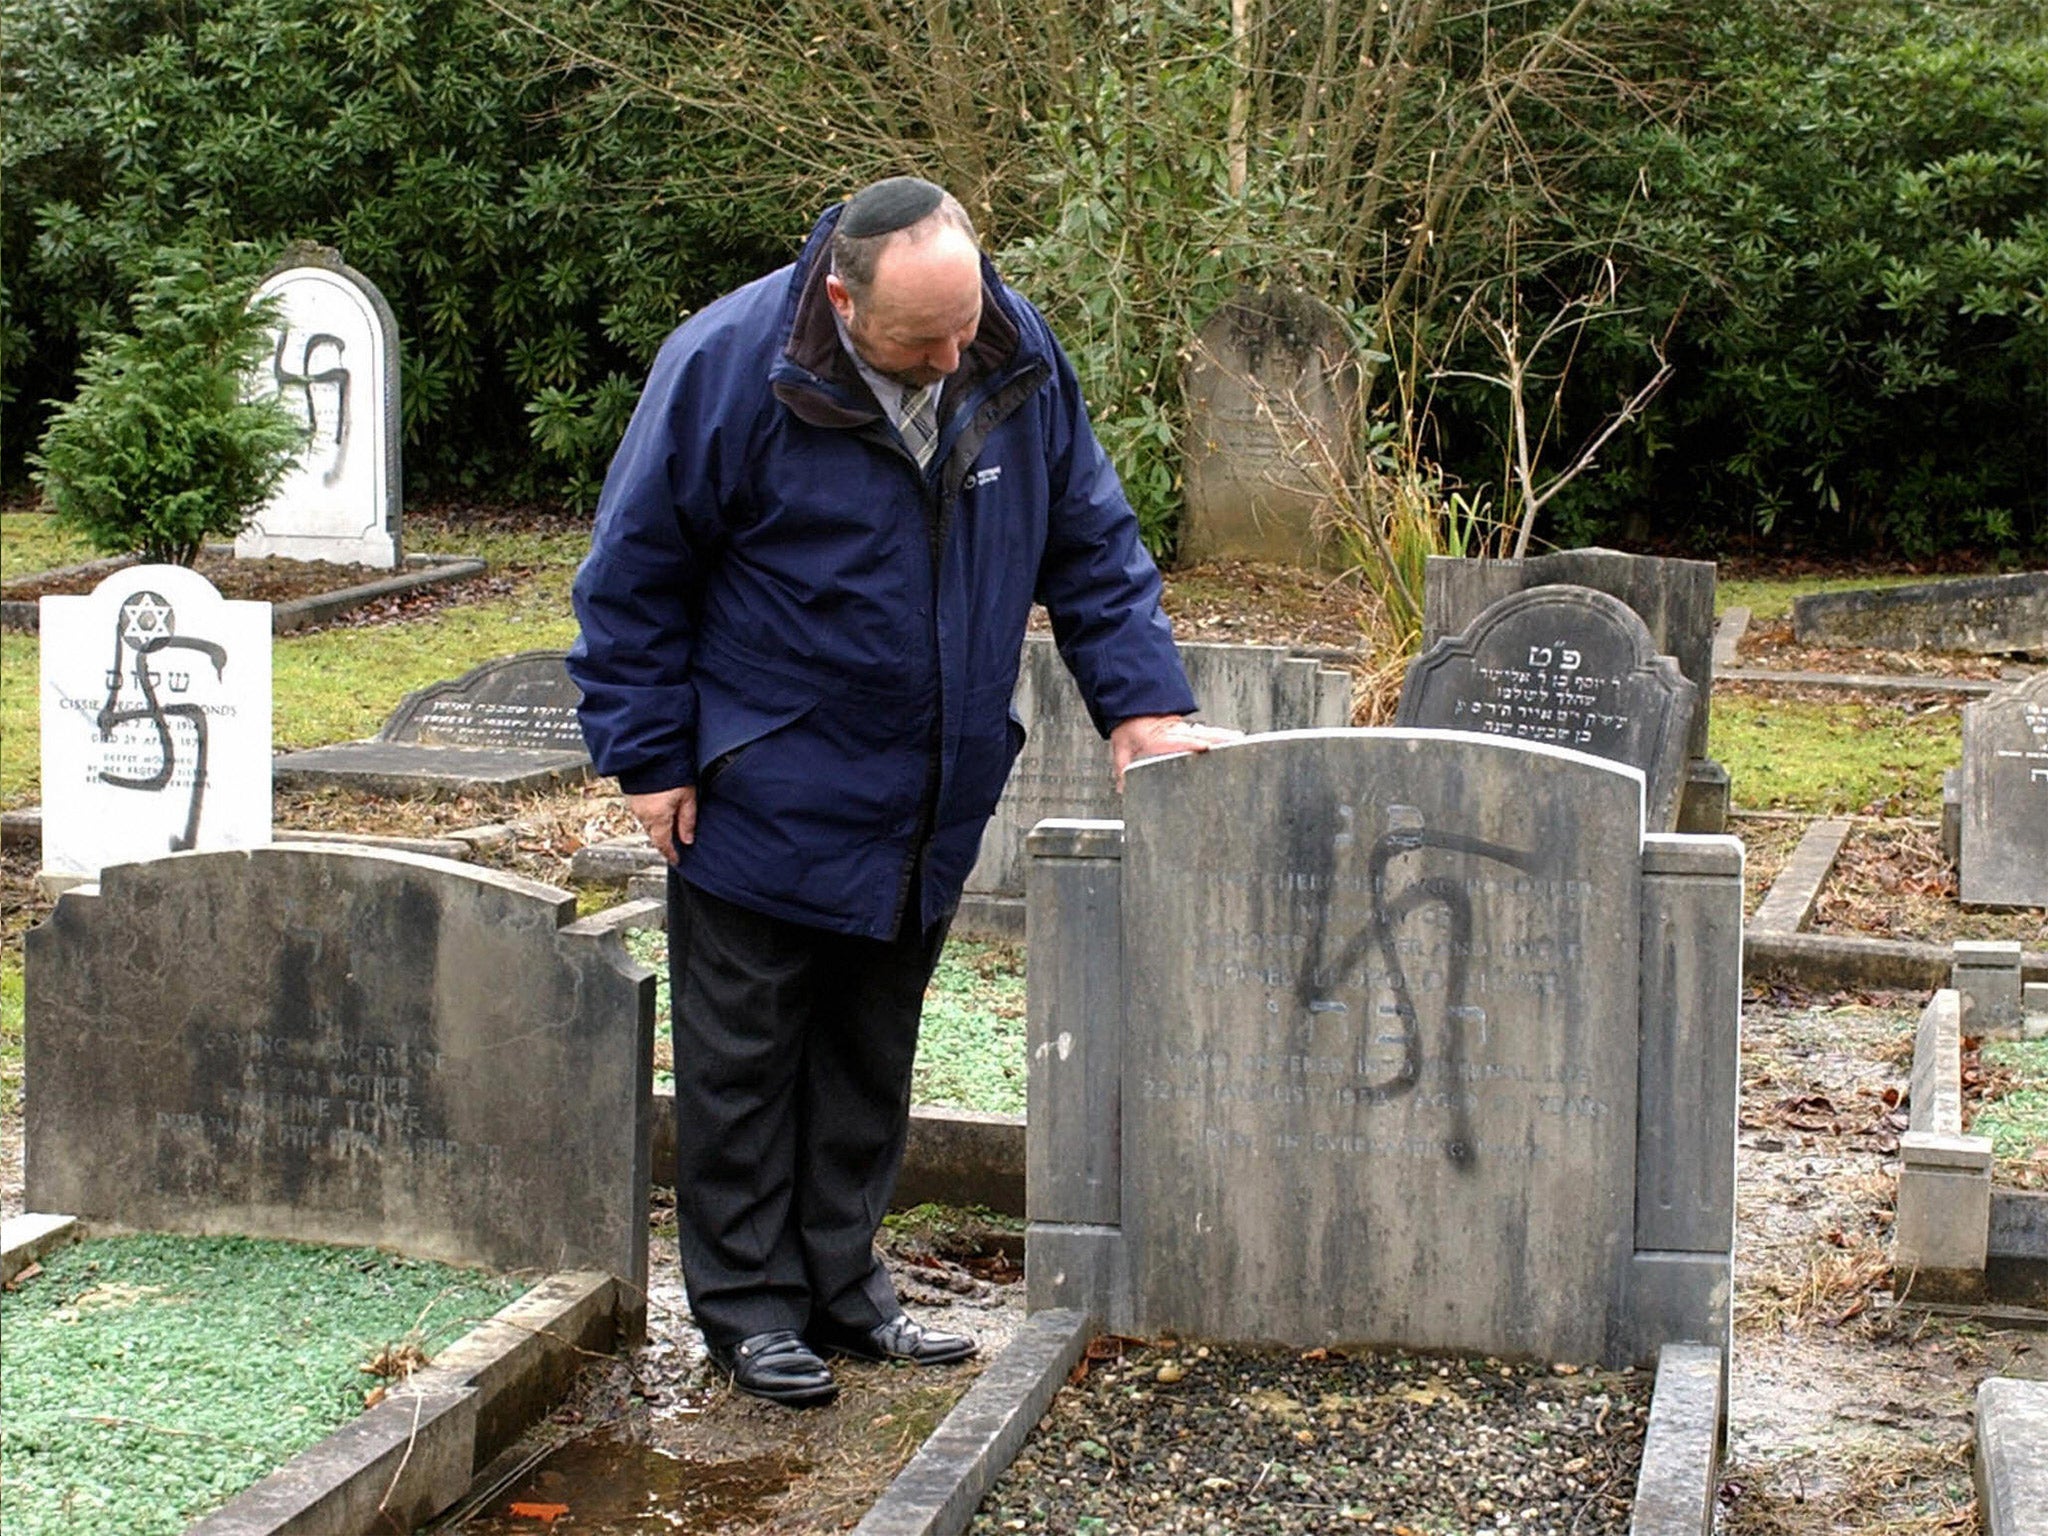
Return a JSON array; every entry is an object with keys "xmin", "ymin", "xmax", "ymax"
[{"xmin": 0, "ymin": 1233, "xmax": 526, "ymax": 1536}]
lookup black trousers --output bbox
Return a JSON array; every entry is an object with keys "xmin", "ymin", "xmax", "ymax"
[{"xmin": 666, "ymin": 871, "xmax": 950, "ymax": 1350}]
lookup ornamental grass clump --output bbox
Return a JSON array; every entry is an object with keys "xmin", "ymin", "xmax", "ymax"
[{"xmin": 30, "ymin": 246, "xmax": 303, "ymax": 567}]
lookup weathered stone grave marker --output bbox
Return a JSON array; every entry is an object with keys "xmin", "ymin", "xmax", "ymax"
[
  {"xmin": 1179, "ymin": 288, "xmax": 1359, "ymax": 568},
  {"xmin": 1397, "ymin": 586, "xmax": 1699, "ymax": 831},
  {"xmin": 961, "ymin": 638, "xmax": 1350, "ymax": 929},
  {"xmin": 39, "ymin": 563, "xmax": 271, "ymax": 880},
  {"xmin": 240, "ymin": 245, "xmax": 402, "ymax": 568},
  {"xmin": 1959, "ymin": 670, "xmax": 2048, "ymax": 908},
  {"xmin": 24, "ymin": 844, "xmax": 651, "ymax": 1323},
  {"xmin": 273, "ymin": 651, "xmax": 591, "ymax": 797},
  {"xmin": 1423, "ymin": 549, "xmax": 1726, "ymax": 830},
  {"xmin": 1026, "ymin": 729, "xmax": 1741, "ymax": 1366},
  {"xmin": 1793, "ymin": 570, "xmax": 2048, "ymax": 655}
]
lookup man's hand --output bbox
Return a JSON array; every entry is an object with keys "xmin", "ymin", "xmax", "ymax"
[
  {"xmin": 1108, "ymin": 714, "xmax": 1242, "ymax": 790},
  {"xmin": 627, "ymin": 785, "xmax": 697, "ymax": 865}
]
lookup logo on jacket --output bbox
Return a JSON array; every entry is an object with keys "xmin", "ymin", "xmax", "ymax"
[{"xmin": 967, "ymin": 466, "xmax": 1002, "ymax": 490}]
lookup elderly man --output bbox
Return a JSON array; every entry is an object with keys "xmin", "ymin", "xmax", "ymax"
[{"xmin": 569, "ymin": 176, "xmax": 1231, "ymax": 1407}]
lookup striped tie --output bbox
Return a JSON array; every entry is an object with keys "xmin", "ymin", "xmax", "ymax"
[{"xmin": 900, "ymin": 383, "xmax": 939, "ymax": 470}]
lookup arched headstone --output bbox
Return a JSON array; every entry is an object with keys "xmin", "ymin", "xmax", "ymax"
[{"xmin": 240, "ymin": 246, "xmax": 402, "ymax": 568}]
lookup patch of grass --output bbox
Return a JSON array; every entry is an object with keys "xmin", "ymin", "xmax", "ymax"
[
  {"xmin": 1, "ymin": 950, "xmax": 21, "ymax": 1113},
  {"xmin": 915, "ymin": 938, "xmax": 1027, "ymax": 1116},
  {"xmin": 2, "ymin": 633, "xmax": 37, "ymax": 808},
  {"xmin": 0, "ymin": 1233, "xmax": 524, "ymax": 1536},
  {"xmin": 1975, "ymin": 1039, "xmax": 2048, "ymax": 1168},
  {"xmin": 0, "ymin": 511, "xmax": 98, "ymax": 580},
  {"xmin": 1711, "ymin": 694, "xmax": 1958, "ymax": 816}
]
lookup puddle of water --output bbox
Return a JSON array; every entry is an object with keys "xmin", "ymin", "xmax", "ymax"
[{"xmin": 455, "ymin": 1431, "xmax": 804, "ymax": 1534}]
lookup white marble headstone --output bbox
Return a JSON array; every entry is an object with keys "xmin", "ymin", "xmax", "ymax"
[
  {"xmin": 39, "ymin": 565, "xmax": 272, "ymax": 878},
  {"xmin": 239, "ymin": 250, "xmax": 401, "ymax": 568}
]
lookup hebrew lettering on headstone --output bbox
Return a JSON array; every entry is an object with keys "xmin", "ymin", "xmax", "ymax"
[
  {"xmin": 1398, "ymin": 585, "xmax": 1697, "ymax": 830},
  {"xmin": 39, "ymin": 564, "xmax": 271, "ymax": 879}
]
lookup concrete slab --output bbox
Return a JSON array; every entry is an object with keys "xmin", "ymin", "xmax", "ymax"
[
  {"xmin": 1629, "ymin": 1343, "xmax": 1724, "ymax": 1536},
  {"xmin": 1749, "ymin": 819, "xmax": 1849, "ymax": 934},
  {"xmin": 1, "ymin": 1212, "xmax": 79, "ymax": 1282},
  {"xmin": 1976, "ymin": 1375, "xmax": 2048, "ymax": 1536},
  {"xmin": 852, "ymin": 1308, "xmax": 1093, "ymax": 1536}
]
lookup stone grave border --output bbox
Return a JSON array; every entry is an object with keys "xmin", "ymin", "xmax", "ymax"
[
  {"xmin": 1, "ymin": 1229, "xmax": 628, "ymax": 1536},
  {"xmin": 1976, "ymin": 1376, "xmax": 2048, "ymax": 1536},
  {"xmin": 1, "ymin": 548, "xmax": 486, "ymax": 634},
  {"xmin": 1894, "ymin": 946, "xmax": 2048, "ymax": 1315},
  {"xmin": 847, "ymin": 1317, "xmax": 1724, "ymax": 1536}
]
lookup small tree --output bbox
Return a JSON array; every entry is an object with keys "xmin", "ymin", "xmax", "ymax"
[{"xmin": 31, "ymin": 247, "xmax": 305, "ymax": 567}]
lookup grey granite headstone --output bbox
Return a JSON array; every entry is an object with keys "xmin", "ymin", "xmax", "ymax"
[
  {"xmin": 272, "ymin": 652, "xmax": 591, "ymax": 797},
  {"xmin": 240, "ymin": 246, "xmax": 403, "ymax": 569},
  {"xmin": 968, "ymin": 637, "xmax": 1350, "ymax": 902},
  {"xmin": 1793, "ymin": 571, "xmax": 2047, "ymax": 655},
  {"xmin": 1960, "ymin": 671, "xmax": 2048, "ymax": 908},
  {"xmin": 24, "ymin": 845, "xmax": 650, "ymax": 1317},
  {"xmin": 1025, "ymin": 731, "xmax": 1743, "ymax": 1366},
  {"xmin": 1424, "ymin": 549, "xmax": 1716, "ymax": 760},
  {"xmin": 1180, "ymin": 288, "xmax": 1359, "ymax": 568},
  {"xmin": 1397, "ymin": 586, "xmax": 1698, "ymax": 830}
]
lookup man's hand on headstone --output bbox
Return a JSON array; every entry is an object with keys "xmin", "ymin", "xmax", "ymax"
[
  {"xmin": 1109, "ymin": 715, "xmax": 1242, "ymax": 790},
  {"xmin": 627, "ymin": 785, "xmax": 697, "ymax": 864}
]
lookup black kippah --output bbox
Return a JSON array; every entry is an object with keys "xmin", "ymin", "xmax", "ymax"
[{"xmin": 838, "ymin": 177, "xmax": 945, "ymax": 238}]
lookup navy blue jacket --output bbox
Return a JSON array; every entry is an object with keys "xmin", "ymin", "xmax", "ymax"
[{"xmin": 569, "ymin": 205, "xmax": 1196, "ymax": 938}]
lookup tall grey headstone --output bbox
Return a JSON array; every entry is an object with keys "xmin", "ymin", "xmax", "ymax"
[
  {"xmin": 1960, "ymin": 671, "xmax": 2048, "ymax": 908},
  {"xmin": 240, "ymin": 246, "xmax": 402, "ymax": 568},
  {"xmin": 39, "ymin": 564, "xmax": 271, "ymax": 879},
  {"xmin": 967, "ymin": 638, "xmax": 1350, "ymax": 901},
  {"xmin": 1397, "ymin": 586, "xmax": 1698, "ymax": 831},
  {"xmin": 24, "ymin": 846, "xmax": 651, "ymax": 1326},
  {"xmin": 1026, "ymin": 730, "xmax": 1743, "ymax": 1367},
  {"xmin": 1180, "ymin": 288, "xmax": 1359, "ymax": 568},
  {"xmin": 1424, "ymin": 550, "xmax": 1716, "ymax": 761}
]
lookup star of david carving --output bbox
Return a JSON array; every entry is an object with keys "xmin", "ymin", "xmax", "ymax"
[{"xmin": 118, "ymin": 592, "xmax": 174, "ymax": 647}]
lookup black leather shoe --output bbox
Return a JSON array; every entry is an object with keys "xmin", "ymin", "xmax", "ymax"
[
  {"xmin": 812, "ymin": 1313, "xmax": 978, "ymax": 1366},
  {"xmin": 713, "ymin": 1329, "xmax": 838, "ymax": 1407}
]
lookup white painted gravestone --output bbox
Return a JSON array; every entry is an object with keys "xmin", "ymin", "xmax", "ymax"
[
  {"xmin": 1025, "ymin": 730, "xmax": 1743, "ymax": 1367},
  {"xmin": 1960, "ymin": 671, "xmax": 2048, "ymax": 908},
  {"xmin": 39, "ymin": 565, "xmax": 271, "ymax": 878},
  {"xmin": 239, "ymin": 247, "xmax": 402, "ymax": 568}
]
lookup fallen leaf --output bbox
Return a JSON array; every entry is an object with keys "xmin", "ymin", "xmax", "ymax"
[
  {"xmin": 508, "ymin": 1502, "xmax": 571, "ymax": 1521},
  {"xmin": 4, "ymin": 1262, "xmax": 42, "ymax": 1289}
]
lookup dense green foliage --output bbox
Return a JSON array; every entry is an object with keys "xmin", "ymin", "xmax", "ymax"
[
  {"xmin": 30, "ymin": 247, "xmax": 303, "ymax": 563},
  {"xmin": 0, "ymin": 1234, "xmax": 523, "ymax": 1536},
  {"xmin": 3, "ymin": 0, "xmax": 2042, "ymax": 556},
  {"xmin": 1546, "ymin": 0, "xmax": 2048, "ymax": 556},
  {"xmin": 0, "ymin": 0, "xmax": 790, "ymax": 501}
]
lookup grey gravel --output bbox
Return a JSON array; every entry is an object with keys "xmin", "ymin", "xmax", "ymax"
[{"xmin": 969, "ymin": 1341, "xmax": 1649, "ymax": 1535}]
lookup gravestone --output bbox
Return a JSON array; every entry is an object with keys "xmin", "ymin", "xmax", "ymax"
[
  {"xmin": 39, "ymin": 564, "xmax": 271, "ymax": 879},
  {"xmin": 239, "ymin": 246, "xmax": 402, "ymax": 569},
  {"xmin": 1424, "ymin": 549, "xmax": 1716, "ymax": 761},
  {"xmin": 24, "ymin": 845, "xmax": 651, "ymax": 1325},
  {"xmin": 1180, "ymin": 288, "xmax": 1359, "ymax": 568},
  {"xmin": 967, "ymin": 638, "xmax": 1351, "ymax": 904},
  {"xmin": 1026, "ymin": 730, "xmax": 1743, "ymax": 1367},
  {"xmin": 273, "ymin": 652, "xmax": 591, "ymax": 797},
  {"xmin": 1793, "ymin": 571, "xmax": 2048, "ymax": 655},
  {"xmin": 1959, "ymin": 671, "xmax": 2048, "ymax": 908},
  {"xmin": 1397, "ymin": 586, "xmax": 1698, "ymax": 830}
]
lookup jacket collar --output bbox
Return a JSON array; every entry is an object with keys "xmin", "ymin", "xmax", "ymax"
[{"xmin": 773, "ymin": 202, "xmax": 1026, "ymax": 430}]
